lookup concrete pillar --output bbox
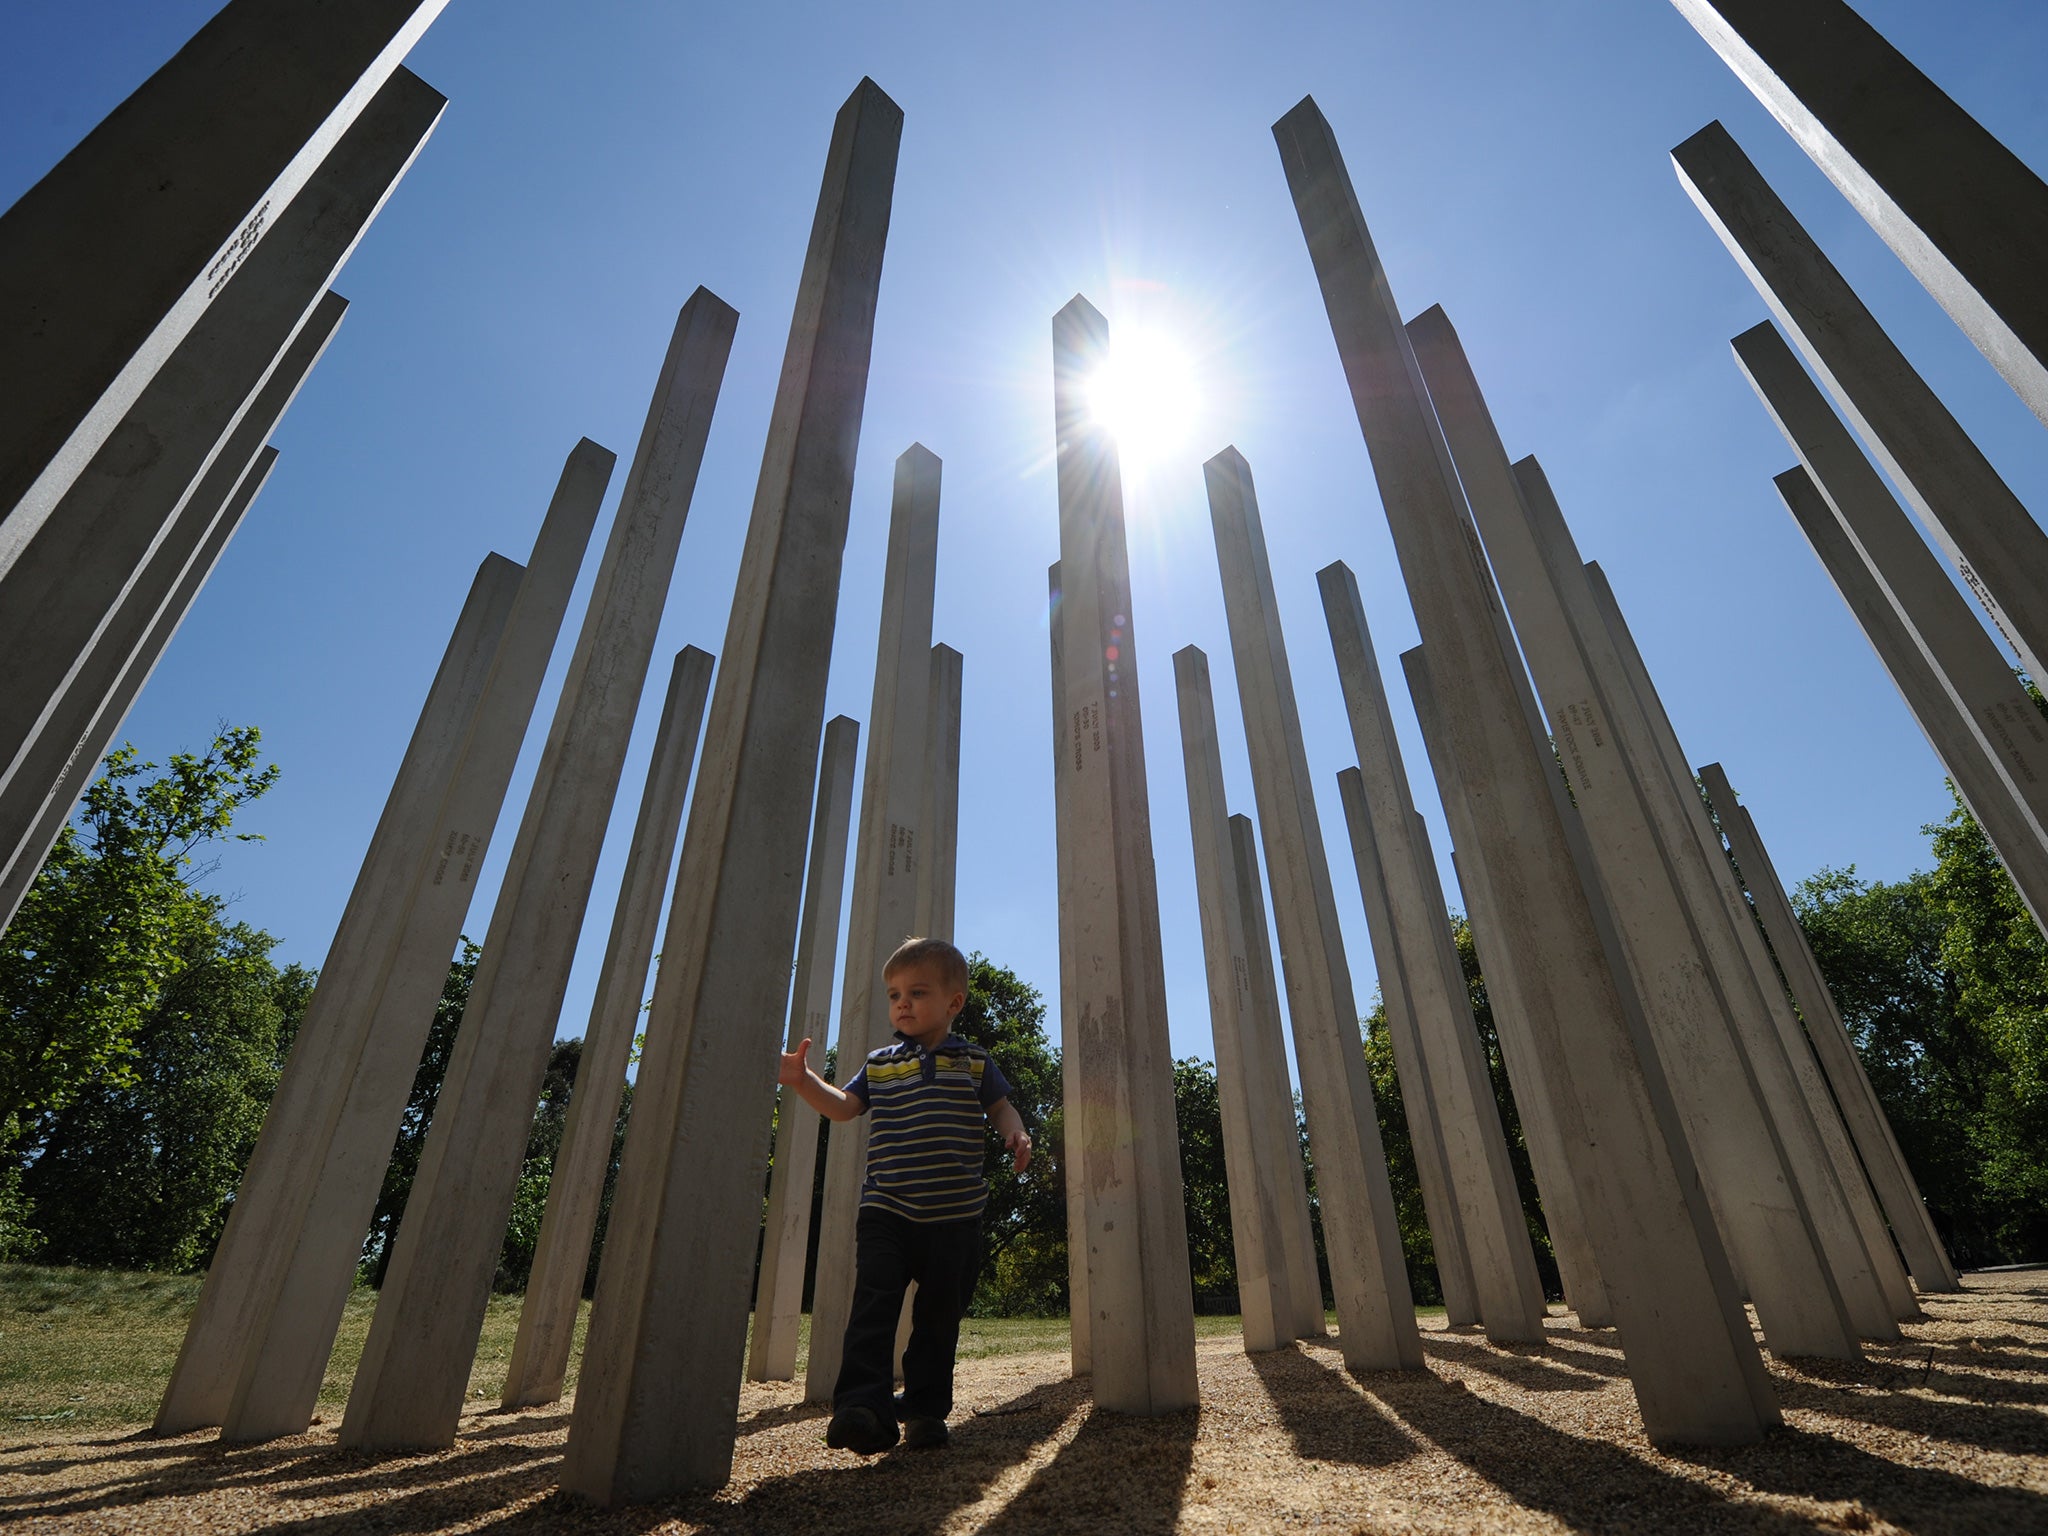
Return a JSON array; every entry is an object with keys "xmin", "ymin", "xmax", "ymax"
[
  {"xmin": 1047, "ymin": 294, "xmax": 1198, "ymax": 1414},
  {"xmin": 0, "ymin": 444, "xmax": 277, "ymax": 938},
  {"xmin": 918, "ymin": 643, "xmax": 963, "ymax": 940},
  {"xmin": 341, "ymin": 293, "xmax": 736, "ymax": 1452},
  {"xmin": 0, "ymin": 0, "xmax": 452, "ymax": 568},
  {"xmin": 1769, "ymin": 464, "xmax": 2048, "ymax": 940},
  {"xmin": 1669, "ymin": 0, "xmax": 2048, "ymax": 428},
  {"xmin": 219, "ymin": 440, "xmax": 615, "ymax": 1444},
  {"xmin": 505, "ymin": 646, "xmax": 718, "ymax": 1408},
  {"xmin": 1275, "ymin": 95, "xmax": 1776, "ymax": 1444},
  {"xmin": 1318, "ymin": 560, "xmax": 1544, "ymax": 1340},
  {"xmin": 2, "ymin": 285, "xmax": 347, "ymax": 923},
  {"xmin": 802, "ymin": 443, "xmax": 941, "ymax": 1406},
  {"xmin": 1699, "ymin": 763, "xmax": 1960, "ymax": 1292},
  {"xmin": 748, "ymin": 715, "xmax": 861, "ymax": 1383},
  {"xmin": 1228, "ymin": 816, "xmax": 1328, "ymax": 1340},
  {"xmin": 1403, "ymin": 659, "xmax": 1612, "ymax": 1329},
  {"xmin": 152, "ymin": 536, "xmax": 524, "ymax": 1434},
  {"xmin": 1202, "ymin": 448, "xmax": 1420, "ymax": 1371},
  {"xmin": 1674, "ymin": 122, "xmax": 2048, "ymax": 684},
  {"xmin": 1731, "ymin": 320, "xmax": 2048, "ymax": 886},
  {"xmin": 1580, "ymin": 554, "xmax": 1918, "ymax": 1328},
  {"xmin": 1174, "ymin": 645, "xmax": 1307, "ymax": 1352},
  {"xmin": 1048, "ymin": 562, "xmax": 1091, "ymax": 1375},
  {"xmin": 560, "ymin": 79, "xmax": 901, "ymax": 1503},
  {"xmin": 1331, "ymin": 770, "xmax": 1476, "ymax": 1327},
  {"xmin": 0, "ymin": 73, "xmax": 445, "ymax": 837},
  {"xmin": 1406, "ymin": 305, "xmax": 1881, "ymax": 1355}
]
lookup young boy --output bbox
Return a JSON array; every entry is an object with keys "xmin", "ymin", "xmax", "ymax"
[{"xmin": 777, "ymin": 936, "xmax": 1031, "ymax": 1453}]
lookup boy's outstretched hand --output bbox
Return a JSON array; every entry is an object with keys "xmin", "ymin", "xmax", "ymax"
[
  {"xmin": 1003, "ymin": 1125, "xmax": 1032, "ymax": 1174},
  {"xmin": 778, "ymin": 1037, "xmax": 812, "ymax": 1087}
]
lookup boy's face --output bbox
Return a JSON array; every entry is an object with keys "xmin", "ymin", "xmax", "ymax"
[{"xmin": 887, "ymin": 961, "xmax": 964, "ymax": 1047}]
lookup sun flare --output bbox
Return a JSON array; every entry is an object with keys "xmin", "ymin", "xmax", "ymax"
[{"xmin": 1084, "ymin": 326, "xmax": 1203, "ymax": 474}]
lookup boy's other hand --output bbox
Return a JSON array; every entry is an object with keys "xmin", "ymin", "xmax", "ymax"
[
  {"xmin": 1004, "ymin": 1126, "xmax": 1032, "ymax": 1173},
  {"xmin": 778, "ymin": 1038, "xmax": 812, "ymax": 1087}
]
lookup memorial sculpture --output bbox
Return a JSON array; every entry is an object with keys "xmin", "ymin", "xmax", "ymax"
[{"xmin": 1046, "ymin": 562, "xmax": 1090, "ymax": 1376}]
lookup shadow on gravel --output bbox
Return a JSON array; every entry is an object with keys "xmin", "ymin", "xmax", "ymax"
[{"xmin": 1248, "ymin": 1345, "xmax": 1420, "ymax": 1467}]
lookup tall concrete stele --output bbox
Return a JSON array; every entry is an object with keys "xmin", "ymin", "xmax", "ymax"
[
  {"xmin": 342, "ymin": 290, "xmax": 737, "ymax": 1452},
  {"xmin": 1275, "ymin": 94, "xmax": 1778, "ymax": 1445},
  {"xmin": 1202, "ymin": 449, "xmax": 1424, "ymax": 1367},
  {"xmin": 1172, "ymin": 646, "xmax": 1323, "ymax": 1351},
  {"xmin": 1049, "ymin": 295, "xmax": 1198, "ymax": 1416},
  {"xmin": 562, "ymin": 77, "xmax": 902, "ymax": 1504},
  {"xmin": 506, "ymin": 646, "xmax": 718, "ymax": 1408},
  {"xmin": 749, "ymin": 717, "xmax": 861, "ymax": 1384},
  {"xmin": 919, "ymin": 644, "xmax": 964, "ymax": 939},
  {"xmin": 802, "ymin": 444, "xmax": 942, "ymax": 1406},
  {"xmin": 0, "ymin": 0, "xmax": 453, "ymax": 574},
  {"xmin": 1673, "ymin": 121, "xmax": 2048, "ymax": 689},
  {"xmin": 1047, "ymin": 562, "xmax": 1090, "ymax": 1376},
  {"xmin": 1670, "ymin": 0, "xmax": 2048, "ymax": 428}
]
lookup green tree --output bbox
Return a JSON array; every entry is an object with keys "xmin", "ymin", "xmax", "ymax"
[{"xmin": 1171, "ymin": 1057, "xmax": 1237, "ymax": 1306}]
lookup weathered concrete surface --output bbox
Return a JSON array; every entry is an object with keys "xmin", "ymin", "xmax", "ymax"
[
  {"xmin": 341, "ymin": 292, "xmax": 735, "ymax": 1453},
  {"xmin": 1732, "ymin": 320, "xmax": 2048, "ymax": 880},
  {"xmin": 1402, "ymin": 657, "xmax": 1612, "ymax": 1330},
  {"xmin": 1319, "ymin": 559, "xmax": 1542, "ymax": 1340},
  {"xmin": 803, "ymin": 443, "xmax": 941, "ymax": 1406},
  {"xmin": 1669, "ymin": 0, "xmax": 2048, "ymax": 427},
  {"xmin": 1700, "ymin": 763, "xmax": 1960, "ymax": 1292},
  {"xmin": 155, "ymin": 533, "xmax": 523, "ymax": 1433},
  {"xmin": 0, "ymin": 73, "xmax": 443, "ymax": 835},
  {"xmin": 2, "ymin": 288, "xmax": 346, "ymax": 927},
  {"xmin": 1048, "ymin": 563, "xmax": 1091, "ymax": 1376},
  {"xmin": 221, "ymin": 440, "xmax": 614, "ymax": 1444},
  {"xmin": 1581, "ymin": 556, "xmax": 1916, "ymax": 1329},
  {"xmin": 1229, "ymin": 815, "xmax": 1328, "ymax": 1340},
  {"xmin": 1275, "ymin": 94, "xmax": 1775, "ymax": 1443},
  {"xmin": 1675, "ymin": 122, "xmax": 2048, "ymax": 686},
  {"xmin": 1175, "ymin": 646, "xmax": 1307, "ymax": 1353},
  {"xmin": 1048, "ymin": 295, "xmax": 1198, "ymax": 1414},
  {"xmin": 0, "ymin": 444, "xmax": 277, "ymax": 939},
  {"xmin": 1204, "ymin": 448, "xmax": 1419, "ymax": 1372},
  {"xmin": 505, "ymin": 646, "xmax": 718, "ymax": 1408},
  {"xmin": 0, "ymin": 0, "xmax": 452, "ymax": 568},
  {"xmin": 918, "ymin": 644, "xmax": 963, "ymax": 940},
  {"xmin": 560, "ymin": 79, "xmax": 900, "ymax": 1504},
  {"xmin": 749, "ymin": 715, "xmax": 861, "ymax": 1384}
]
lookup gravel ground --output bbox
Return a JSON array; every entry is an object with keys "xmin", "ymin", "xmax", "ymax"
[{"xmin": 1, "ymin": 1270, "xmax": 2041, "ymax": 1534}]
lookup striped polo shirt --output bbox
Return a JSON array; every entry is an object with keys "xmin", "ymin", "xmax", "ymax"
[{"xmin": 845, "ymin": 1033, "xmax": 1014, "ymax": 1222}]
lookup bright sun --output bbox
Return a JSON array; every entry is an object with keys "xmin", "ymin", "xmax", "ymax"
[{"xmin": 1084, "ymin": 327, "xmax": 1202, "ymax": 473}]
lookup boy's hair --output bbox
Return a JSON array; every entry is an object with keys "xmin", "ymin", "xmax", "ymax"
[{"xmin": 884, "ymin": 936, "xmax": 969, "ymax": 996}]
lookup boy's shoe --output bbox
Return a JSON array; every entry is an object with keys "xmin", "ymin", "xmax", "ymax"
[
  {"xmin": 825, "ymin": 1404, "xmax": 900, "ymax": 1455},
  {"xmin": 902, "ymin": 1415, "xmax": 949, "ymax": 1450}
]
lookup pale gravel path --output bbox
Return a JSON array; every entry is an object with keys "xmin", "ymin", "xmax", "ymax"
[{"xmin": 2, "ymin": 1272, "xmax": 2042, "ymax": 1534}]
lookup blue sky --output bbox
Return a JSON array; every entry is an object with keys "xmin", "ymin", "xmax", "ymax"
[{"xmin": 6, "ymin": 0, "xmax": 2047, "ymax": 1065}]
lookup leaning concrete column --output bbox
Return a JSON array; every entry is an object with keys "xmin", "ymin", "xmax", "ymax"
[
  {"xmin": 504, "ymin": 646, "xmax": 718, "ymax": 1408},
  {"xmin": 1732, "ymin": 320, "xmax": 2048, "ymax": 887},
  {"xmin": 1403, "ymin": 657, "xmax": 1612, "ymax": 1329},
  {"xmin": 1202, "ymin": 448, "xmax": 1420, "ymax": 1370},
  {"xmin": 1228, "ymin": 816, "xmax": 1328, "ymax": 1340},
  {"xmin": 1174, "ymin": 646, "xmax": 1308, "ymax": 1352},
  {"xmin": 1669, "ymin": 0, "xmax": 2048, "ymax": 428},
  {"xmin": 1408, "ymin": 305, "xmax": 1881, "ymax": 1355},
  {"xmin": 0, "ymin": 72, "xmax": 446, "ymax": 835},
  {"xmin": 1675, "ymin": 123, "xmax": 2048, "ymax": 683},
  {"xmin": 2, "ymin": 288, "xmax": 348, "ymax": 920},
  {"xmin": 1047, "ymin": 295, "xmax": 1198, "ymax": 1413},
  {"xmin": 1048, "ymin": 563, "xmax": 1091, "ymax": 1375},
  {"xmin": 1276, "ymin": 95, "xmax": 1775, "ymax": 1443},
  {"xmin": 1699, "ymin": 764, "xmax": 1960, "ymax": 1292},
  {"xmin": 221, "ymin": 440, "xmax": 615, "ymax": 1444},
  {"xmin": 0, "ymin": 0, "xmax": 452, "ymax": 567},
  {"xmin": 1319, "ymin": 559, "xmax": 1543, "ymax": 1340},
  {"xmin": 561, "ymin": 79, "xmax": 901, "ymax": 1503},
  {"xmin": 918, "ymin": 644, "xmax": 963, "ymax": 940},
  {"xmin": 341, "ymin": 293, "xmax": 735, "ymax": 1453},
  {"xmin": 802, "ymin": 444, "xmax": 941, "ymax": 1405},
  {"xmin": 748, "ymin": 715, "xmax": 861, "ymax": 1383}
]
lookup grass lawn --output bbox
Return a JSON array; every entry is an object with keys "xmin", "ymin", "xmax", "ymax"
[{"xmin": 0, "ymin": 1264, "xmax": 1312, "ymax": 1439}]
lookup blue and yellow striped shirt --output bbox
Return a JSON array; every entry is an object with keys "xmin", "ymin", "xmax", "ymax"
[{"xmin": 846, "ymin": 1033, "xmax": 1014, "ymax": 1222}]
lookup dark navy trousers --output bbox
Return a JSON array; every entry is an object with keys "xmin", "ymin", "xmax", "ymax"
[{"xmin": 831, "ymin": 1206, "xmax": 982, "ymax": 1420}]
